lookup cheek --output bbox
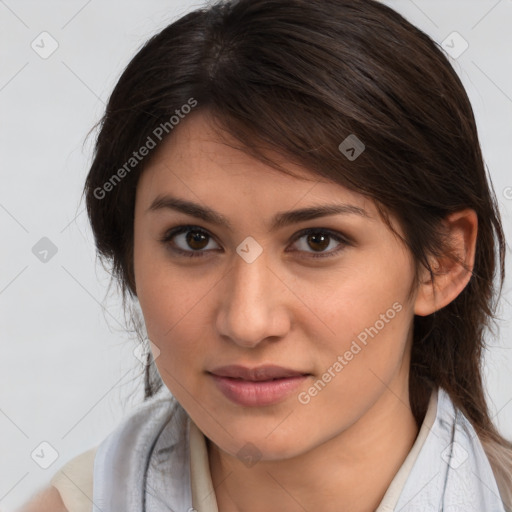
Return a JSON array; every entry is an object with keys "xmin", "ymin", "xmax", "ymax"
[
  {"xmin": 300, "ymin": 253, "xmax": 412, "ymax": 344},
  {"xmin": 304, "ymin": 249, "xmax": 414, "ymax": 387},
  {"xmin": 136, "ymin": 273, "xmax": 201, "ymax": 353},
  {"xmin": 133, "ymin": 244, "xmax": 212, "ymax": 381},
  {"xmin": 134, "ymin": 234, "xmax": 191, "ymax": 332},
  {"xmin": 137, "ymin": 280, "xmax": 208, "ymax": 397}
]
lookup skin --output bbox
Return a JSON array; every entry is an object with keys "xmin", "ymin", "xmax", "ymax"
[
  {"xmin": 132, "ymin": 110, "xmax": 477, "ymax": 512},
  {"xmin": 17, "ymin": 485, "xmax": 67, "ymax": 512}
]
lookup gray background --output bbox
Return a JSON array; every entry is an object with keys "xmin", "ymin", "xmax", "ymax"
[{"xmin": 1, "ymin": 1, "xmax": 511, "ymax": 510}]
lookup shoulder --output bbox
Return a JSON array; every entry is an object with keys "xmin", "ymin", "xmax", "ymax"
[
  {"xmin": 16, "ymin": 484, "xmax": 68, "ymax": 512},
  {"xmin": 50, "ymin": 446, "xmax": 97, "ymax": 512},
  {"xmin": 18, "ymin": 446, "xmax": 97, "ymax": 512},
  {"xmin": 17, "ymin": 391, "xmax": 179, "ymax": 512}
]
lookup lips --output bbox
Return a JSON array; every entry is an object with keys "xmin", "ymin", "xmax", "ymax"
[
  {"xmin": 208, "ymin": 365, "xmax": 311, "ymax": 407},
  {"xmin": 208, "ymin": 364, "xmax": 309, "ymax": 381}
]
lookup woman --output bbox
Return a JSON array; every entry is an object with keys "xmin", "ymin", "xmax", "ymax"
[{"xmin": 19, "ymin": 0, "xmax": 512, "ymax": 510}]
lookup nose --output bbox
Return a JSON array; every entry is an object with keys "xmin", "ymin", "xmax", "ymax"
[{"xmin": 215, "ymin": 250, "xmax": 291, "ymax": 349}]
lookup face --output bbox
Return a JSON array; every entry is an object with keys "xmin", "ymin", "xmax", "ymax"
[{"xmin": 133, "ymin": 111, "xmax": 419, "ymax": 461}]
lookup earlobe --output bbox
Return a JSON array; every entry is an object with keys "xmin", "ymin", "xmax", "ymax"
[{"xmin": 413, "ymin": 208, "xmax": 478, "ymax": 317}]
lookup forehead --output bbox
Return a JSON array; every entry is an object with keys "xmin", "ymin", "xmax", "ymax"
[
  {"xmin": 145, "ymin": 111, "xmax": 318, "ymax": 183},
  {"xmin": 137, "ymin": 111, "xmax": 377, "ymax": 217}
]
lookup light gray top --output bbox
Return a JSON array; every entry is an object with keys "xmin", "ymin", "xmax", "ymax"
[{"xmin": 90, "ymin": 386, "xmax": 506, "ymax": 511}]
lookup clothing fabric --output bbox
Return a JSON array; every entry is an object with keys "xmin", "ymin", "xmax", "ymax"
[
  {"xmin": 51, "ymin": 385, "xmax": 507, "ymax": 511},
  {"xmin": 50, "ymin": 446, "xmax": 97, "ymax": 512}
]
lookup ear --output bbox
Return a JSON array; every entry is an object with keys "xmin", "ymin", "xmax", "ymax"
[{"xmin": 414, "ymin": 208, "xmax": 478, "ymax": 316}]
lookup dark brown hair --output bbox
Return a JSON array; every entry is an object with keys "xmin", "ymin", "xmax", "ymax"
[{"xmin": 82, "ymin": 0, "xmax": 512, "ymax": 502}]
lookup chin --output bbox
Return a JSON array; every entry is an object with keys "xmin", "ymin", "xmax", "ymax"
[{"xmin": 212, "ymin": 427, "xmax": 310, "ymax": 464}]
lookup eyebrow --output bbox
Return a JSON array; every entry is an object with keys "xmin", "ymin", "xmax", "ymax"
[{"xmin": 147, "ymin": 195, "xmax": 368, "ymax": 231}]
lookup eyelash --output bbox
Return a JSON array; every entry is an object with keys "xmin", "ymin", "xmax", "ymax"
[{"xmin": 158, "ymin": 225, "xmax": 351, "ymax": 260}]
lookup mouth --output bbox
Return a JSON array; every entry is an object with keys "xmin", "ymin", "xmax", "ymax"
[
  {"xmin": 207, "ymin": 365, "xmax": 311, "ymax": 406},
  {"xmin": 208, "ymin": 364, "xmax": 310, "ymax": 381}
]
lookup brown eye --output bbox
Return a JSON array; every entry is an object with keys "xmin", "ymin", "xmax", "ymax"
[
  {"xmin": 160, "ymin": 225, "xmax": 220, "ymax": 258},
  {"xmin": 160, "ymin": 225, "xmax": 350, "ymax": 260},
  {"xmin": 305, "ymin": 232, "xmax": 330, "ymax": 252},
  {"xmin": 289, "ymin": 228, "xmax": 350, "ymax": 259},
  {"xmin": 186, "ymin": 230, "xmax": 209, "ymax": 250}
]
